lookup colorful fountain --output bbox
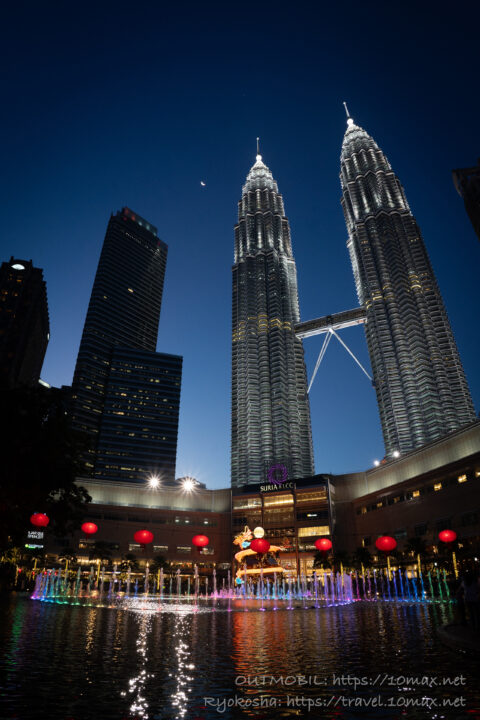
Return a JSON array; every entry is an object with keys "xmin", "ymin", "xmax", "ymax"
[{"xmin": 30, "ymin": 525, "xmax": 454, "ymax": 612}]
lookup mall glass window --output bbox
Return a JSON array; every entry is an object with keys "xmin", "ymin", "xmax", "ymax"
[
  {"xmin": 296, "ymin": 490, "xmax": 327, "ymax": 504},
  {"xmin": 233, "ymin": 497, "xmax": 262, "ymax": 510},
  {"xmin": 297, "ymin": 526, "xmax": 330, "ymax": 538},
  {"xmin": 263, "ymin": 494, "xmax": 293, "ymax": 507}
]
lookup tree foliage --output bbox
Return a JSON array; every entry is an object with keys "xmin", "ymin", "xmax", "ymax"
[
  {"xmin": 88, "ymin": 541, "xmax": 116, "ymax": 565},
  {"xmin": 0, "ymin": 385, "xmax": 92, "ymax": 551},
  {"xmin": 405, "ymin": 537, "xmax": 427, "ymax": 556},
  {"xmin": 149, "ymin": 555, "xmax": 170, "ymax": 574},
  {"xmin": 119, "ymin": 553, "xmax": 140, "ymax": 574},
  {"xmin": 352, "ymin": 546, "xmax": 373, "ymax": 568}
]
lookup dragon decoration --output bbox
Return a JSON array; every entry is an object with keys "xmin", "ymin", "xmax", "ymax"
[{"xmin": 233, "ymin": 525, "xmax": 287, "ymax": 583}]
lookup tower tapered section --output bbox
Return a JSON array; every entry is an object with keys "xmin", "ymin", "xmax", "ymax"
[
  {"xmin": 340, "ymin": 116, "xmax": 476, "ymax": 457},
  {"xmin": 231, "ymin": 153, "xmax": 314, "ymax": 488}
]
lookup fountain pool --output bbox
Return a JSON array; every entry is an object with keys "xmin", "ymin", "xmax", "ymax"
[{"xmin": 1, "ymin": 591, "xmax": 479, "ymax": 720}]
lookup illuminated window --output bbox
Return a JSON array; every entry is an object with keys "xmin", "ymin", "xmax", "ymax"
[
  {"xmin": 457, "ymin": 474, "xmax": 467, "ymax": 483},
  {"xmin": 434, "ymin": 483, "xmax": 442, "ymax": 491},
  {"xmin": 233, "ymin": 497, "xmax": 261, "ymax": 510},
  {"xmin": 360, "ymin": 506, "xmax": 367, "ymax": 514},
  {"xmin": 412, "ymin": 490, "xmax": 420, "ymax": 498},
  {"xmin": 296, "ymin": 490, "xmax": 327, "ymax": 503},
  {"xmin": 298, "ymin": 526, "xmax": 330, "ymax": 537},
  {"xmin": 475, "ymin": 471, "xmax": 480, "ymax": 478},
  {"xmin": 127, "ymin": 287, "xmax": 134, "ymax": 293},
  {"xmin": 376, "ymin": 501, "xmax": 383, "ymax": 508},
  {"xmin": 263, "ymin": 494, "xmax": 293, "ymax": 507}
]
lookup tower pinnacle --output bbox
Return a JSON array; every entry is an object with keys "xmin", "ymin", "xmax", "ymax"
[
  {"xmin": 256, "ymin": 137, "xmax": 261, "ymax": 161},
  {"xmin": 343, "ymin": 101, "xmax": 354, "ymax": 126}
]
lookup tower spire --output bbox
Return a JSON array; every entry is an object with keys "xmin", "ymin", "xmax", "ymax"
[
  {"xmin": 256, "ymin": 137, "xmax": 261, "ymax": 161},
  {"xmin": 343, "ymin": 101, "xmax": 354, "ymax": 127}
]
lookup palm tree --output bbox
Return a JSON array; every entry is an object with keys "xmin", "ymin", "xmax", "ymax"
[
  {"xmin": 405, "ymin": 537, "xmax": 427, "ymax": 573},
  {"xmin": 58, "ymin": 548, "xmax": 77, "ymax": 567},
  {"xmin": 118, "ymin": 553, "xmax": 140, "ymax": 575},
  {"xmin": 88, "ymin": 541, "xmax": 115, "ymax": 567},
  {"xmin": 0, "ymin": 546, "xmax": 23, "ymax": 565},
  {"xmin": 352, "ymin": 547, "xmax": 373, "ymax": 570},
  {"xmin": 313, "ymin": 552, "xmax": 332, "ymax": 569},
  {"xmin": 332, "ymin": 550, "xmax": 350, "ymax": 573},
  {"xmin": 24, "ymin": 547, "xmax": 46, "ymax": 572},
  {"xmin": 150, "ymin": 555, "xmax": 170, "ymax": 574}
]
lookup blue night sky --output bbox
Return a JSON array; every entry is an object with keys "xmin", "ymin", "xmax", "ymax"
[{"xmin": 2, "ymin": 2, "xmax": 479, "ymax": 489}]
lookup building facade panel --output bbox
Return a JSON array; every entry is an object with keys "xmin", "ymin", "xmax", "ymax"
[{"xmin": 94, "ymin": 348, "xmax": 182, "ymax": 483}]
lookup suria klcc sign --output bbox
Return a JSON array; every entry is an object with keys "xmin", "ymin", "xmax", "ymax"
[{"xmin": 260, "ymin": 464, "xmax": 296, "ymax": 492}]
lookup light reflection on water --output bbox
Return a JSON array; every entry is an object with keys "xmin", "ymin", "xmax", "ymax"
[{"xmin": 0, "ymin": 595, "xmax": 479, "ymax": 720}]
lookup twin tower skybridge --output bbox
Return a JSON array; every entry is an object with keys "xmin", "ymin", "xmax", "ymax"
[{"xmin": 294, "ymin": 306, "xmax": 372, "ymax": 393}]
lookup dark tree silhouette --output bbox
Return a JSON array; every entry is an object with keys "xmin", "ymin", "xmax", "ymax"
[
  {"xmin": 0, "ymin": 385, "xmax": 91, "ymax": 551},
  {"xmin": 352, "ymin": 546, "xmax": 373, "ymax": 569}
]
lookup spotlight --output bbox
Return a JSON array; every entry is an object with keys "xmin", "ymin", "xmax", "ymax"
[
  {"xmin": 393, "ymin": 450, "xmax": 400, "ymax": 458},
  {"xmin": 147, "ymin": 475, "xmax": 160, "ymax": 489},
  {"xmin": 373, "ymin": 460, "xmax": 380, "ymax": 467},
  {"xmin": 182, "ymin": 477, "xmax": 196, "ymax": 492}
]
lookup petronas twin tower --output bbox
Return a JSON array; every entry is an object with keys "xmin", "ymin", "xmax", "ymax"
[
  {"xmin": 231, "ymin": 114, "xmax": 476, "ymax": 488},
  {"xmin": 231, "ymin": 152, "xmax": 315, "ymax": 487}
]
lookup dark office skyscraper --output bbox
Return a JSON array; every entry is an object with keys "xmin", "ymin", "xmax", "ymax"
[
  {"xmin": 94, "ymin": 347, "xmax": 182, "ymax": 483},
  {"xmin": 453, "ymin": 160, "xmax": 480, "ymax": 242},
  {"xmin": 72, "ymin": 208, "xmax": 181, "ymax": 482},
  {"xmin": 0, "ymin": 257, "xmax": 49, "ymax": 388},
  {"xmin": 340, "ymin": 111, "xmax": 476, "ymax": 457},
  {"xmin": 231, "ymin": 150, "xmax": 314, "ymax": 488}
]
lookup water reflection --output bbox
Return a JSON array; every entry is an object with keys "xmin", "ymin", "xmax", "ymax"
[
  {"xmin": 1, "ymin": 596, "xmax": 480, "ymax": 720},
  {"xmin": 121, "ymin": 614, "xmax": 153, "ymax": 718},
  {"xmin": 169, "ymin": 613, "xmax": 195, "ymax": 719}
]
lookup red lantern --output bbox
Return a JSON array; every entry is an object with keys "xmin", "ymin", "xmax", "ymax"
[
  {"xmin": 315, "ymin": 538, "xmax": 332, "ymax": 552},
  {"xmin": 375, "ymin": 536, "xmax": 397, "ymax": 553},
  {"xmin": 439, "ymin": 529, "xmax": 457, "ymax": 543},
  {"xmin": 192, "ymin": 534, "xmax": 209, "ymax": 548},
  {"xmin": 30, "ymin": 513, "xmax": 49, "ymax": 528},
  {"xmin": 134, "ymin": 529, "xmax": 154, "ymax": 545},
  {"xmin": 250, "ymin": 538, "xmax": 271, "ymax": 554},
  {"xmin": 81, "ymin": 522, "xmax": 98, "ymax": 535}
]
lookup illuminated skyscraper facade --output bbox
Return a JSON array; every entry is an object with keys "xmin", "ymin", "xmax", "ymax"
[
  {"xmin": 231, "ymin": 152, "xmax": 314, "ymax": 488},
  {"xmin": 340, "ymin": 112, "xmax": 475, "ymax": 457},
  {"xmin": 72, "ymin": 208, "xmax": 182, "ymax": 482}
]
